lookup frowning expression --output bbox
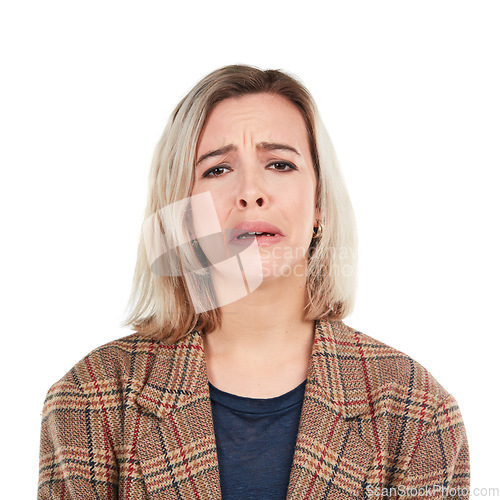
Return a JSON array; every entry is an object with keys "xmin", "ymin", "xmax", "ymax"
[{"xmin": 191, "ymin": 92, "xmax": 319, "ymax": 280}]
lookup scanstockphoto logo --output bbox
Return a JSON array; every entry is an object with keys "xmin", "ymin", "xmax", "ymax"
[
  {"xmin": 365, "ymin": 484, "xmax": 500, "ymax": 498},
  {"xmin": 142, "ymin": 192, "xmax": 354, "ymax": 313},
  {"xmin": 259, "ymin": 245, "xmax": 355, "ymax": 278}
]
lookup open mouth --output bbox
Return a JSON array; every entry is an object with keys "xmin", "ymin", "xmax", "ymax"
[
  {"xmin": 228, "ymin": 222, "xmax": 284, "ymax": 247},
  {"xmin": 237, "ymin": 231, "xmax": 276, "ymax": 240}
]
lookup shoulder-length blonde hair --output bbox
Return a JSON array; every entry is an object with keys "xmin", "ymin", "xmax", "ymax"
[{"xmin": 123, "ymin": 65, "xmax": 357, "ymax": 343}]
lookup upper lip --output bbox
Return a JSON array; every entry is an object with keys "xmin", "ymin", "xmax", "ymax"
[{"xmin": 228, "ymin": 220, "xmax": 284, "ymax": 240}]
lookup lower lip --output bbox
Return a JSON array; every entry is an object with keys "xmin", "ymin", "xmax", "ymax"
[{"xmin": 229, "ymin": 234, "xmax": 285, "ymax": 247}]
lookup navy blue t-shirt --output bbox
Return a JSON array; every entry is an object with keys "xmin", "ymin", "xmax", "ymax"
[{"xmin": 208, "ymin": 380, "xmax": 306, "ymax": 500}]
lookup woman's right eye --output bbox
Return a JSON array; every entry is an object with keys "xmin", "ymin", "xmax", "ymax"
[{"xmin": 202, "ymin": 165, "xmax": 231, "ymax": 178}]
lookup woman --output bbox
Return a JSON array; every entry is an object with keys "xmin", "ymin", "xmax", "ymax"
[{"xmin": 38, "ymin": 65, "xmax": 470, "ymax": 499}]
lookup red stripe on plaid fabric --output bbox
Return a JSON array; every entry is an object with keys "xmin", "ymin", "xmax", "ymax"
[
  {"xmin": 84, "ymin": 357, "xmax": 115, "ymax": 500},
  {"xmin": 167, "ymin": 413, "xmax": 201, "ymax": 500},
  {"xmin": 314, "ymin": 334, "xmax": 359, "ymax": 349},
  {"xmin": 138, "ymin": 393, "xmax": 175, "ymax": 410},
  {"xmin": 42, "ymin": 381, "xmax": 82, "ymax": 413},
  {"xmin": 125, "ymin": 341, "xmax": 156, "ymax": 500},
  {"xmin": 304, "ymin": 412, "xmax": 342, "ymax": 499},
  {"xmin": 354, "ymin": 332, "xmax": 384, "ymax": 486},
  {"xmin": 314, "ymin": 335, "xmax": 333, "ymax": 344}
]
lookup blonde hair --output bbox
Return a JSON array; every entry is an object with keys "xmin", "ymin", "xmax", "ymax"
[{"xmin": 123, "ymin": 65, "xmax": 357, "ymax": 342}]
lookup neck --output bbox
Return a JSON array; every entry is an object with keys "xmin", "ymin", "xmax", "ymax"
[
  {"xmin": 202, "ymin": 272, "xmax": 316, "ymax": 397},
  {"xmin": 206, "ymin": 271, "xmax": 315, "ymax": 356}
]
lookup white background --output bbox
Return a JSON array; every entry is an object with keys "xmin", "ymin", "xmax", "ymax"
[{"xmin": 1, "ymin": 0, "xmax": 499, "ymax": 496}]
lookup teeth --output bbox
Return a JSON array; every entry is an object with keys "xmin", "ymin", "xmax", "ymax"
[{"xmin": 237, "ymin": 231, "xmax": 276, "ymax": 239}]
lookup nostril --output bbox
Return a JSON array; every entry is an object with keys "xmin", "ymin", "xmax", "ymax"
[{"xmin": 238, "ymin": 197, "xmax": 263, "ymax": 208}]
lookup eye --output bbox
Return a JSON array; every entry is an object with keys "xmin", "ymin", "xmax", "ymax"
[
  {"xmin": 267, "ymin": 161, "xmax": 297, "ymax": 172},
  {"xmin": 202, "ymin": 165, "xmax": 232, "ymax": 178}
]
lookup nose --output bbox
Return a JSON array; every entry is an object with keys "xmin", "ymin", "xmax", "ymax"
[{"xmin": 237, "ymin": 169, "xmax": 268, "ymax": 209}]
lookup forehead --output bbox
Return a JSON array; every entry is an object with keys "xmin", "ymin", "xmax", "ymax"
[{"xmin": 197, "ymin": 93, "xmax": 309, "ymax": 152}]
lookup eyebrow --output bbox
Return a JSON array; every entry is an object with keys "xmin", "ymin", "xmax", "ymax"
[
  {"xmin": 196, "ymin": 142, "xmax": 300, "ymax": 166},
  {"xmin": 257, "ymin": 142, "xmax": 301, "ymax": 156},
  {"xmin": 196, "ymin": 144, "xmax": 236, "ymax": 166}
]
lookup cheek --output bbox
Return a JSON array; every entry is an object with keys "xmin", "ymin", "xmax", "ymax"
[
  {"xmin": 189, "ymin": 191, "xmax": 221, "ymax": 239},
  {"xmin": 287, "ymin": 184, "xmax": 316, "ymax": 223},
  {"xmin": 190, "ymin": 190, "xmax": 230, "ymax": 239}
]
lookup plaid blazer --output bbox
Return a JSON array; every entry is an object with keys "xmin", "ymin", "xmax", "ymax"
[{"xmin": 38, "ymin": 319, "xmax": 470, "ymax": 499}]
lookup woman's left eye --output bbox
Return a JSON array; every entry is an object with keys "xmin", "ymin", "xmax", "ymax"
[{"xmin": 267, "ymin": 162, "xmax": 297, "ymax": 172}]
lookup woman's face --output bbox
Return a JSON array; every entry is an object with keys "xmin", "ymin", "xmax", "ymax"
[{"xmin": 191, "ymin": 92, "xmax": 319, "ymax": 282}]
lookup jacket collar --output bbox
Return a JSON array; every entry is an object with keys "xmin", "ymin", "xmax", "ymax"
[{"xmin": 136, "ymin": 318, "xmax": 371, "ymax": 421}]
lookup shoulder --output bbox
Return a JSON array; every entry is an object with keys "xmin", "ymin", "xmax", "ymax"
[
  {"xmin": 326, "ymin": 320, "xmax": 450, "ymax": 413},
  {"xmin": 46, "ymin": 332, "xmax": 161, "ymax": 398},
  {"xmin": 320, "ymin": 322, "xmax": 469, "ymax": 484}
]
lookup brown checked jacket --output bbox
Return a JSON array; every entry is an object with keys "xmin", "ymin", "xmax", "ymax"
[{"xmin": 38, "ymin": 319, "xmax": 470, "ymax": 499}]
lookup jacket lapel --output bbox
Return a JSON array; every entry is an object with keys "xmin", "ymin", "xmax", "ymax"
[
  {"xmin": 136, "ymin": 330, "xmax": 222, "ymax": 499},
  {"xmin": 286, "ymin": 319, "xmax": 373, "ymax": 499}
]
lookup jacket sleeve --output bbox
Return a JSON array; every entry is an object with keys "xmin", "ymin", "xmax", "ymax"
[
  {"xmin": 398, "ymin": 393, "xmax": 470, "ymax": 499},
  {"xmin": 38, "ymin": 376, "xmax": 119, "ymax": 499}
]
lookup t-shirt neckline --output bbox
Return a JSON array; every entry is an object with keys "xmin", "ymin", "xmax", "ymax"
[{"xmin": 208, "ymin": 379, "xmax": 307, "ymax": 415}]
